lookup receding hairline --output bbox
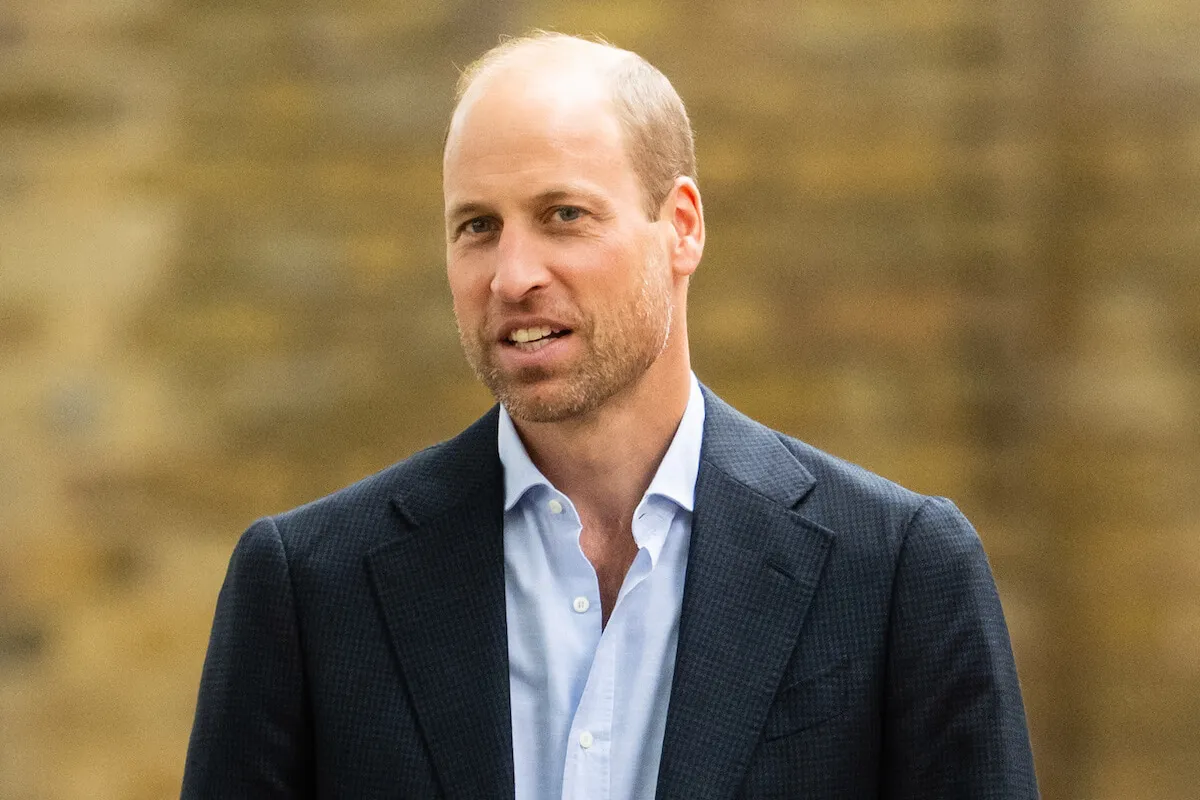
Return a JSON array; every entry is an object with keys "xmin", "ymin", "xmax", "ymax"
[{"xmin": 452, "ymin": 32, "xmax": 631, "ymax": 105}]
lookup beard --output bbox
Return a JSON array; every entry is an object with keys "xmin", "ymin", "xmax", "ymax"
[{"xmin": 456, "ymin": 257, "xmax": 673, "ymax": 423}]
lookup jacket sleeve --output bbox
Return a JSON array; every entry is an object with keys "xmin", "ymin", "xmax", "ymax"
[
  {"xmin": 880, "ymin": 497, "xmax": 1039, "ymax": 799},
  {"xmin": 182, "ymin": 517, "xmax": 314, "ymax": 798}
]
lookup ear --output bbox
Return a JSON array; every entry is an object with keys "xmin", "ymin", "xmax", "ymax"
[{"xmin": 662, "ymin": 177, "xmax": 704, "ymax": 278}]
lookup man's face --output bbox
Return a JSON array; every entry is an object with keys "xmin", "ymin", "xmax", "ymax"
[{"xmin": 443, "ymin": 70, "xmax": 674, "ymax": 423}]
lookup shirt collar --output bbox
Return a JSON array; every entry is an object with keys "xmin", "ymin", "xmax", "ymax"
[
  {"xmin": 497, "ymin": 372, "xmax": 705, "ymax": 515},
  {"xmin": 640, "ymin": 371, "xmax": 704, "ymax": 514},
  {"xmin": 498, "ymin": 408, "xmax": 549, "ymax": 513}
]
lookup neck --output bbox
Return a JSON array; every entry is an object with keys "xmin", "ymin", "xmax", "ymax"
[{"xmin": 511, "ymin": 354, "xmax": 692, "ymax": 527}]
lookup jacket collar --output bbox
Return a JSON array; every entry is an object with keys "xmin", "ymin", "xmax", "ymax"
[
  {"xmin": 655, "ymin": 387, "xmax": 832, "ymax": 799},
  {"xmin": 368, "ymin": 407, "xmax": 514, "ymax": 800}
]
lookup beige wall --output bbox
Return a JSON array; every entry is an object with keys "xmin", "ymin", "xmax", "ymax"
[{"xmin": 1, "ymin": 1, "xmax": 1198, "ymax": 797}]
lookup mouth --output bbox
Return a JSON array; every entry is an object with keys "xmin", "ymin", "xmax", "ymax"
[{"xmin": 502, "ymin": 325, "xmax": 572, "ymax": 353}]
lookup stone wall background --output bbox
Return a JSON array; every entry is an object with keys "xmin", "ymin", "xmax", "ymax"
[{"xmin": 1, "ymin": 1, "xmax": 1198, "ymax": 797}]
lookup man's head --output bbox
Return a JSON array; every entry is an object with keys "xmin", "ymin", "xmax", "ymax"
[{"xmin": 443, "ymin": 33, "xmax": 704, "ymax": 423}]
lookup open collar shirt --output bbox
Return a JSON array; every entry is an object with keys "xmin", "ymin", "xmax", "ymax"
[{"xmin": 499, "ymin": 373, "xmax": 705, "ymax": 800}]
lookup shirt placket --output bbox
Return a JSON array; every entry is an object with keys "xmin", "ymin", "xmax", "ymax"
[
  {"xmin": 545, "ymin": 489, "xmax": 602, "ymax": 800},
  {"xmin": 562, "ymin": 508, "xmax": 670, "ymax": 800},
  {"xmin": 563, "ymin": 621, "xmax": 615, "ymax": 800}
]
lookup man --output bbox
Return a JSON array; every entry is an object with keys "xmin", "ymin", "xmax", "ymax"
[{"xmin": 183, "ymin": 32, "xmax": 1038, "ymax": 799}]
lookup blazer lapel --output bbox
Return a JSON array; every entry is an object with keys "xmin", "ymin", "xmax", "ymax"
[
  {"xmin": 365, "ymin": 409, "xmax": 515, "ymax": 800},
  {"xmin": 657, "ymin": 390, "xmax": 834, "ymax": 800}
]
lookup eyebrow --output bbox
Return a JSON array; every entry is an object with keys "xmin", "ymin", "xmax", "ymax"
[
  {"xmin": 533, "ymin": 187, "xmax": 610, "ymax": 209},
  {"xmin": 445, "ymin": 201, "xmax": 493, "ymax": 225}
]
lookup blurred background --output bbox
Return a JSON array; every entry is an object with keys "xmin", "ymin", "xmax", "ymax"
[{"xmin": 1, "ymin": 0, "xmax": 1198, "ymax": 797}]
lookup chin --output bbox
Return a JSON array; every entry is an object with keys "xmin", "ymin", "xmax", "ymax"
[{"xmin": 496, "ymin": 383, "xmax": 589, "ymax": 424}]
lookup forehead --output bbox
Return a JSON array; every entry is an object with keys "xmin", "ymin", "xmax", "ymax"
[{"xmin": 443, "ymin": 61, "xmax": 639, "ymax": 209}]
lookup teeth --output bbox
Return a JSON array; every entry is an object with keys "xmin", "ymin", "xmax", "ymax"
[{"xmin": 509, "ymin": 326, "xmax": 553, "ymax": 343}]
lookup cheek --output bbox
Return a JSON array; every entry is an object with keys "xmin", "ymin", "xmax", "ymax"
[
  {"xmin": 447, "ymin": 259, "xmax": 491, "ymax": 307},
  {"xmin": 577, "ymin": 239, "xmax": 641, "ymax": 283},
  {"xmin": 449, "ymin": 288, "xmax": 485, "ymax": 329}
]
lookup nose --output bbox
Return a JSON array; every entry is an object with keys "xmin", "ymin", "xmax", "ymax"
[{"xmin": 490, "ymin": 226, "xmax": 551, "ymax": 303}]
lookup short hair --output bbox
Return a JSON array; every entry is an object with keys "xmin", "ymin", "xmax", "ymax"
[{"xmin": 453, "ymin": 31, "xmax": 697, "ymax": 219}]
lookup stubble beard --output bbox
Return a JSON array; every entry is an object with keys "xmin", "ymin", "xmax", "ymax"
[{"xmin": 457, "ymin": 264, "xmax": 674, "ymax": 424}]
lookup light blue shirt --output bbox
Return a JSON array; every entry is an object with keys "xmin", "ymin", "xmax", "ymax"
[{"xmin": 500, "ymin": 373, "xmax": 705, "ymax": 800}]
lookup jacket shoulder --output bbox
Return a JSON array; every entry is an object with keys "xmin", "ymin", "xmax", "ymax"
[
  {"xmin": 776, "ymin": 431, "xmax": 924, "ymax": 511},
  {"xmin": 265, "ymin": 406, "xmax": 502, "ymax": 561},
  {"xmin": 702, "ymin": 387, "xmax": 928, "ymax": 526},
  {"xmin": 775, "ymin": 429, "xmax": 982, "ymax": 565}
]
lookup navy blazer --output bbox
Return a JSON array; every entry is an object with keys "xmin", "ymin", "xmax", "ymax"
[{"xmin": 183, "ymin": 388, "xmax": 1038, "ymax": 798}]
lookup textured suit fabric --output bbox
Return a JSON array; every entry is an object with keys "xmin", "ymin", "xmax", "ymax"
[{"xmin": 183, "ymin": 387, "xmax": 1038, "ymax": 799}]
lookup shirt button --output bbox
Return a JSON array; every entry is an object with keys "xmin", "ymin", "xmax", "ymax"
[
  {"xmin": 548, "ymin": 499, "xmax": 564, "ymax": 515},
  {"xmin": 572, "ymin": 596, "xmax": 590, "ymax": 613},
  {"xmin": 579, "ymin": 731, "xmax": 594, "ymax": 749}
]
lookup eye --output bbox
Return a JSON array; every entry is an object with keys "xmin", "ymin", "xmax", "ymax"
[
  {"xmin": 455, "ymin": 216, "xmax": 498, "ymax": 241},
  {"xmin": 465, "ymin": 217, "xmax": 496, "ymax": 235},
  {"xmin": 552, "ymin": 206, "xmax": 584, "ymax": 223}
]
